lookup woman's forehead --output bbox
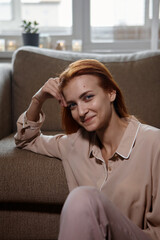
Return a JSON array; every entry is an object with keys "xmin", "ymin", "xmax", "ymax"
[{"xmin": 65, "ymin": 74, "xmax": 100, "ymax": 88}]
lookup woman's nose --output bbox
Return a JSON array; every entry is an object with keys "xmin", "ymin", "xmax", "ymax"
[{"xmin": 77, "ymin": 103, "xmax": 88, "ymax": 117}]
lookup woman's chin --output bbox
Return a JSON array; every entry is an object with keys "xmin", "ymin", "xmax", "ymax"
[{"xmin": 83, "ymin": 123, "xmax": 98, "ymax": 132}]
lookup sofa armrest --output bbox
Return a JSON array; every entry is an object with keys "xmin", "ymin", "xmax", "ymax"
[{"xmin": 0, "ymin": 63, "xmax": 12, "ymax": 140}]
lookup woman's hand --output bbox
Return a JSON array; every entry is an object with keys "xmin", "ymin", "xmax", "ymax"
[
  {"xmin": 26, "ymin": 77, "xmax": 66, "ymax": 122},
  {"xmin": 32, "ymin": 77, "xmax": 67, "ymax": 107}
]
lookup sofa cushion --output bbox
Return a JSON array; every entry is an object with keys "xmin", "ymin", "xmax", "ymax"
[
  {"xmin": 12, "ymin": 47, "xmax": 160, "ymax": 131},
  {"xmin": 0, "ymin": 63, "xmax": 12, "ymax": 139},
  {"xmin": 0, "ymin": 133, "xmax": 69, "ymax": 204},
  {"xmin": 0, "ymin": 210, "xmax": 60, "ymax": 240}
]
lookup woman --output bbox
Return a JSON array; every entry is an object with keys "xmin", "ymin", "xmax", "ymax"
[{"xmin": 15, "ymin": 59, "xmax": 160, "ymax": 240}]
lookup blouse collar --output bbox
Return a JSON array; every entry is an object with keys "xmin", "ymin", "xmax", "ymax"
[{"xmin": 90, "ymin": 116, "xmax": 141, "ymax": 160}]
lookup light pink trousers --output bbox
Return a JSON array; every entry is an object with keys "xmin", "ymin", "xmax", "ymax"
[{"xmin": 58, "ymin": 186, "xmax": 151, "ymax": 240}]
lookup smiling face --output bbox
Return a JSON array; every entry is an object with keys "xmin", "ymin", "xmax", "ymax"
[{"xmin": 62, "ymin": 74, "xmax": 116, "ymax": 132}]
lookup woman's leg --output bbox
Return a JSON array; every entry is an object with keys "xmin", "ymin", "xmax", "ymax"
[
  {"xmin": 58, "ymin": 186, "xmax": 107, "ymax": 240},
  {"xmin": 58, "ymin": 186, "xmax": 151, "ymax": 240}
]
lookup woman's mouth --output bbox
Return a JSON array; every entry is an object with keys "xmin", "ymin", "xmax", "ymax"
[{"xmin": 82, "ymin": 115, "xmax": 96, "ymax": 124}]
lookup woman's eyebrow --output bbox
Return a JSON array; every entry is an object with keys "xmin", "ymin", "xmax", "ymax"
[
  {"xmin": 66, "ymin": 90, "xmax": 93, "ymax": 104},
  {"xmin": 79, "ymin": 90, "xmax": 93, "ymax": 99}
]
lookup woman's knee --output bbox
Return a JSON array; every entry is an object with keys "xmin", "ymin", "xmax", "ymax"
[
  {"xmin": 61, "ymin": 186, "xmax": 100, "ymax": 215},
  {"xmin": 59, "ymin": 187, "xmax": 109, "ymax": 240}
]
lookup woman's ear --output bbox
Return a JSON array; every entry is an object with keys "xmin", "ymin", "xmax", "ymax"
[{"xmin": 108, "ymin": 90, "xmax": 116, "ymax": 102}]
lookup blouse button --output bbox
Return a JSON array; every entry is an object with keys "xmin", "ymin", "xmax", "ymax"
[{"xmin": 108, "ymin": 166, "xmax": 112, "ymax": 172}]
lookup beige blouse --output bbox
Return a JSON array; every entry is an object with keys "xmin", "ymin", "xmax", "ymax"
[{"xmin": 15, "ymin": 112, "xmax": 160, "ymax": 240}]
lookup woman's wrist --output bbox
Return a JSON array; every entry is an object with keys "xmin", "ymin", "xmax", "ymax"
[
  {"xmin": 26, "ymin": 97, "xmax": 43, "ymax": 122},
  {"xmin": 32, "ymin": 90, "xmax": 45, "ymax": 105}
]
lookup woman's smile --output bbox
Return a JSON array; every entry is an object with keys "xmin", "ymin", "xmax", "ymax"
[{"xmin": 81, "ymin": 115, "xmax": 96, "ymax": 124}]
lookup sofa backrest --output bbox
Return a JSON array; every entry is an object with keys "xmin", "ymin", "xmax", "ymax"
[{"xmin": 12, "ymin": 46, "xmax": 160, "ymax": 131}]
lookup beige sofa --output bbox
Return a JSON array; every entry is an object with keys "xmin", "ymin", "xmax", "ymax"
[{"xmin": 0, "ymin": 46, "xmax": 160, "ymax": 240}]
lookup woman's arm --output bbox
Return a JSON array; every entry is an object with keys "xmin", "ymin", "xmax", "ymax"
[{"xmin": 14, "ymin": 77, "xmax": 67, "ymax": 156}]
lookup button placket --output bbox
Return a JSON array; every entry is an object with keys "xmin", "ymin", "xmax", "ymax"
[
  {"xmin": 92, "ymin": 150, "xmax": 108, "ymax": 191},
  {"xmin": 95, "ymin": 162, "xmax": 108, "ymax": 190}
]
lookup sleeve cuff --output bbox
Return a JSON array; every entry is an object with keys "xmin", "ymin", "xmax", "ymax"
[{"xmin": 22, "ymin": 111, "xmax": 45, "ymax": 129}]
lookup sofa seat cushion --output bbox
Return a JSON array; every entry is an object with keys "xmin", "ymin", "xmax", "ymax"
[
  {"xmin": 0, "ymin": 133, "xmax": 69, "ymax": 204},
  {"xmin": 0, "ymin": 209, "xmax": 60, "ymax": 240}
]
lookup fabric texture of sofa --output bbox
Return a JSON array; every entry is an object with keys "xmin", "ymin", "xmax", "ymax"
[{"xmin": 0, "ymin": 46, "xmax": 160, "ymax": 240}]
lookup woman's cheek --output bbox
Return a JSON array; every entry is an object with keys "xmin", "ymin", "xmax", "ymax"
[
  {"xmin": 71, "ymin": 110, "xmax": 78, "ymax": 122},
  {"xmin": 90, "ymin": 99, "xmax": 99, "ymax": 110}
]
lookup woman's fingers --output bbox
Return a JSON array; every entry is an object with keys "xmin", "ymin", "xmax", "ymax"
[
  {"xmin": 41, "ymin": 77, "xmax": 62, "ymax": 100},
  {"xmin": 42, "ymin": 78, "xmax": 68, "ymax": 107},
  {"xmin": 33, "ymin": 77, "xmax": 67, "ymax": 107},
  {"xmin": 46, "ymin": 78, "xmax": 67, "ymax": 107}
]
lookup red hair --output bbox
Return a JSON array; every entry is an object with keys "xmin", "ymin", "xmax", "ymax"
[{"xmin": 59, "ymin": 59, "xmax": 129, "ymax": 134}]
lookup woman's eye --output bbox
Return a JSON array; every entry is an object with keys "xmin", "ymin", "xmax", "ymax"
[
  {"xmin": 85, "ymin": 95, "xmax": 94, "ymax": 101},
  {"xmin": 68, "ymin": 103, "xmax": 76, "ymax": 110}
]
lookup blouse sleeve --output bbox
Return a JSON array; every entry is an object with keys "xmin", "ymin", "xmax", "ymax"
[
  {"xmin": 14, "ymin": 111, "xmax": 67, "ymax": 159},
  {"xmin": 143, "ymin": 132, "xmax": 160, "ymax": 240}
]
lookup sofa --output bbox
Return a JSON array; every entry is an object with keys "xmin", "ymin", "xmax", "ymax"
[{"xmin": 0, "ymin": 46, "xmax": 160, "ymax": 240}]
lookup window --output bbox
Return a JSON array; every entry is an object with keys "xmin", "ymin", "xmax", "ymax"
[
  {"xmin": 0, "ymin": 0, "xmax": 159, "ymax": 53},
  {"xmin": 21, "ymin": 0, "xmax": 72, "ymax": 34},
  {"xmin": 89, "ymin": 0, "xmax": 160, "ymax": 52},
  {"xmin": 0, "ymin": 0, "xmax": 72, "ymax": 35},
  {"xmin": 0, "ymin": 0, "xmax": 12, "ymax": 21},
  {"xmin": 91, "ymin": 0, "xmax": 148, "ymax": 41}
]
